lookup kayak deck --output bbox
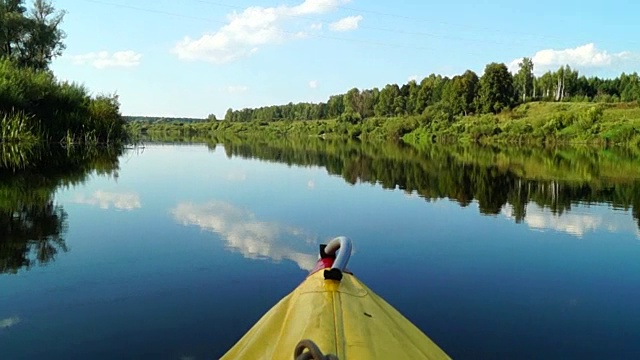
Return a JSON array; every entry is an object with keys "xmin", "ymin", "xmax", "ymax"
[{"xmin": 221, "ymin": 269, "xmax": 451, "ymax": 359}]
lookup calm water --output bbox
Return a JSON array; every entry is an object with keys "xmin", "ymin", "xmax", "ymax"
[{"xmin": 1, "ymin": 140, "xmax": 640, "ymax": 359}]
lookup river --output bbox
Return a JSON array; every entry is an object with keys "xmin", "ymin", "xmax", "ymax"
[{"xmin": 1, "ymin": 139, "xmax": 639, "ymax": 359}]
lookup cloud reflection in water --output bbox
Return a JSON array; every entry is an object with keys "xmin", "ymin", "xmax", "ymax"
[
  {"xmin": 503, "ymin": 204, "xmax": 640, "ymax": 239},
  {"xmin": 172, "ymin": 201, "xmax": 318, "ymax": 270},
  {"xmin": 0, "ymin": 316, "xmax": 20, "ymax": 329},
  {"xmin": 73, "ymin": 191, "xmax": 141, "ymax": 211}
]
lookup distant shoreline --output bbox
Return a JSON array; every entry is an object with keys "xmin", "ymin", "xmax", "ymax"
[{"xmin": 130, "ymin": 102, "xmax": 640, "ymax": 147}]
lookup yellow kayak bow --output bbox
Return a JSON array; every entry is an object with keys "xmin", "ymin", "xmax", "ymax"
[{"xmin": 221, "ymin": 236, "xmax": 451, "ymax": 360}]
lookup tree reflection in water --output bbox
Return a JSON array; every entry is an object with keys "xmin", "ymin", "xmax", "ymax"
[
  {"xmin": 196, "ymin": 134, "xmax": 640, "ymax": 232},
  {"xmin": 0, "ymin": 144, "xmax": 122, "ymax": 274}
]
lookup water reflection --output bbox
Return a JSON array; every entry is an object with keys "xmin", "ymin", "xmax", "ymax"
[
  {"xmin": 198, "ymin": 135, "xmax": 640, "ymax": 232},
  {"xmin": 172, "ymin": 201, "xmax": 318, "ymax": 270},
  {"xmin": 503, "ymin": 204, "xmax": 640, "ymax": 239},
  {"xmin": 0, "ymin": 145, "xmax": 123, "ymax": 274},
  {"xmin": 73, "ymin": 190, "xmax": 141, "ymax": 211},
  {"xmin": 225, "ymin": 169, "xmax": 247, "ymax": 182},
  {"xmin": 0, "ymin": 202, "xmax": 68, "ymax": 274},
  {"xmin": 0, "ymin": 316, "xmax": 20, "ymax": 329}
]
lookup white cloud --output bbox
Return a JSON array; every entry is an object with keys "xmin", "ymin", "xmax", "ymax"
[
  {"xmin": 0, "ymin": 316, "xmax": 20, "ymax": 329},
  {"xmin": 172, "ymin": 201, "xmax": 318, "ymax": 270},
  {"xmin": 171, "ymin": 0, "xmax": 356, "ymax": 63},
  {"xmin": 308, "ymin": 80, "xmax": 318, "ymax": 89},
  {"xmin": 73, "ymin": 191, "xmax": 141, "ymax": 211},
  {"xmin": 502, "ymin": 203, "xmax": 640, "ymax": 239},
  {"xmin": 291, "ymin": 0, "xmax": 349, "ymax": 15},
  {"xmin": 329, "ymin": 15, "xmax": 362, "ymax": 32},
  {"xmin": 227, "ymin": 85, "xmax": 249, "ymax": 94},
  {"xmin": 70, "ymin": 50, "xmax": 142, "ymax": 69},
  {"xmin": 408, "ymin": 75, "xmax": 419, "ymax": 82},
  {"xmin": 509, "ymin": 43, "xmax": 635, "ymax": 74}
]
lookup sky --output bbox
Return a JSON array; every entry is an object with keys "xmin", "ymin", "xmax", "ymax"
[{"xmin": 49, "ymin": 0, "xmax": 640, "ymax": 118}]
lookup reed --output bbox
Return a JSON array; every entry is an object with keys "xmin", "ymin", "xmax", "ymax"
[
  {"xmin": 0, "ymin": 112, "xmax": 39, "ymax": 143},
  {"xmin": 0, "ymin": 58, "xmax": 126, "ymax": 144}
]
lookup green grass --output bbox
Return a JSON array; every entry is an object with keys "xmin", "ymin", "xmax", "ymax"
[{"xmin": 406, "ymin": 101, "xmax": 640, "ymax": 147}]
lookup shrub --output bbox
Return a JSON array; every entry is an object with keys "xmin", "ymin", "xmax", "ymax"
[
  {"xmin": 577, "ymin": 106, "xmax": 604, "ymax": 131},
  {"xmin": 338, "ymin": 111, "xmax": 362, "ymax": 124},
  {"xmin": 0, "ymin": 58, "xmax": 125, "ymax": 144}
]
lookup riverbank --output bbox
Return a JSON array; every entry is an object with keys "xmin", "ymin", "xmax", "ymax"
[
  {"xmin": 0, "ymin": 59, "xmax": 127, "ymax": 144},
  {"xmin": 134, "ymin": 101, "xmax": 640, "ymax": 147}
]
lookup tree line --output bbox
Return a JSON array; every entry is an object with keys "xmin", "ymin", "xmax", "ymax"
[
  {"xmin": 124, "ymin": 116, "xmax": 208, "ymax": 124},
  {"xmin": 223, "ymin": 60, "xmax": 640, "ymax": 123}
]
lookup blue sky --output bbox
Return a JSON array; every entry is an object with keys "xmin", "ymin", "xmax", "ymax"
[{"xmin": 49, "ymin": 0, "xmax": 640, "ymax": 118}]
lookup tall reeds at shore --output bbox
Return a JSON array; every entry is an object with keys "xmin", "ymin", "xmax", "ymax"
[{"xmin": 0, "ymin": 58, "xmax": 126, "ymax": 144}]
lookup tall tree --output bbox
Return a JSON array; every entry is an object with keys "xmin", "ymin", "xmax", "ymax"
[
  {"xmin": 1, "ymin": 1, "xmax": 26, "ymax": 59},
  {"xmin": 24, "ymin": 0, "xmax": 66, "ymax": 69},
  {"xmin": 224, "ymin": 108, "xmax": 234, "ymax": 121},
  {"xmin": 414, "ymin": 77, "xmax": 432, "ymax": 114},
  {"xmin": 360, "ymin": 88, "xmax": 378, "ymax": 118},
  {"xmin": 375, "ymin": 84, "xmax": 400, "ymax": 117},
  {"xmin": 460, "ymin": 70, "xmax": 479, "ymax": 115},
  {"xmin": 327, "ymin": 94, "xmax": 345, "ymax": 118},
  {"xmin": 515, "ymin": 57, "xmax": 534, "ymax": 103},
  {"xmin": 555, "ymin": 66, "xmax": 565, "ymax": 101},
  {"xmin": 479, "ymin": 62, "xmax": 514, "ymax": 113},
  {"xmin": 343, "ymin": 88, "xmax": 377, "ymax": 119},
  {"xmin": 0, "ymin": 0, "xmax": 65, "ymax": 69},
  {"xmin": 414, "ymin": 74, "xmax": 443, "ymax": 114},
  {"xmin": 406, "ymin": 80, "xmax": 420, "ymax": 115},
  {"xmin": 621, "ymin": 72, "xmax": 640, "ymax": 102},
  {"xmin": 441, "ymin": 77, "xmax": 465, "ymax": 115}
]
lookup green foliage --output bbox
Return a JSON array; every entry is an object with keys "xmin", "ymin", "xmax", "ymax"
[
  {"xmin": 0, "ymin": 58, "xmax": 125, "ymax": 143},
  {"xmin": 465, "ymin": 115, "xmax": 502, "ymax": 141},
  {"xmin": 137, "ymin": 101, "xmax": 640, "ymax": 148},
  {"xmin": 514, "ymin": 57, "xmax": 534, "ymax": 103},
  {"xmin": 124, "ymin": 116, "xmax": 207, "ymax": 124},
  {"xmin": 405, "ymin": 102, "xmax": 640, "ymax": 146},
  {"xmin": 577, "ymin": 105, "xmax": 604, "ymax": 131},
  {"xmin": 479, "ymin": 62, "xmax": 514, "ymax": 113},
  {"xmin": 217, "ymin": 58, "xmax": 640, "ymax": 140},
  {"xmin": 0, "ymin": 0, "xmax": 66, "ymax": 70},
  {"xmin": 422, "ymin": 103, "xmax": 455, "ymax": 125},
  {"xmin": 601, "ymin": 124, "xmax": 639, "ymax": 144},
  {"xmin": 343, "ymin": 88, "xmax": 377, "ymax": 118},
  {"xmin": 374, "ymin": 84, "xmax": 401, "ymax": 117},
  {"xmin": 338, "ymin": 111, "xmax": 362, "ymax": 124},
  {"xmin": 0, "ymin": 1, "xmax": 126, "ymax": 144},
  {"xmin": 87, "ymin": 94, "xmax": 125, "ymax": 143},
  {"xmin": 0, "ymin": 111, "xmax": 39, "ymax": 142}
]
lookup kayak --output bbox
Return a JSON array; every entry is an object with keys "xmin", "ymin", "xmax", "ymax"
[{"xmin": 221, "ymin": 236, "xmax": 451, "ymax": 360}]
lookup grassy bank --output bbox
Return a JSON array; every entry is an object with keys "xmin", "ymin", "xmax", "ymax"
[
  {"xmin": 0, "ymin": 58, "xmax": 126, "ymax": 144},
  {"xmin": 135, "ymin": 102, "xmax": 640, "ymax": 147},
  {"xmin": 405, "ymin": 101, "xmax": 640, "ymax": 146}
]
